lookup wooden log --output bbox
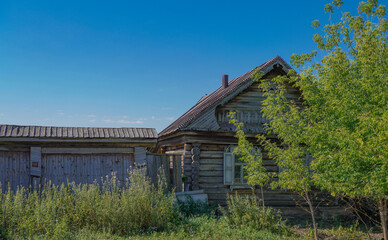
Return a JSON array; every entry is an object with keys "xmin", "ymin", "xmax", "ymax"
[
  {"xmin": 198, "ymin": 177, "xmax": 223, "ymax": 183},
  {"xmin": 199, "ymin": 165, "xmax": 223, "ymax": 171},
  {"xmin": 199, "ymin": 170, "xmax": 223, "ymax": 177},
  {"xmin": 200, "ymin": 145, "xmax": 226, "ymax": 151},
  {"xmin": 199, "ymin": 159, "xmax": 223, "ymax": 165}
]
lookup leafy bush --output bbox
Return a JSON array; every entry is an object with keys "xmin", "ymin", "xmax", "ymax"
[
  {"xmin": 176, "ymin": 195, "xmax": 216, "ymax": 217},
  {"xmin": 0, "ymin": 226, "xmax": 8, "ymax": 240},
  {"xmin": 221, "ymin": 194, "xmax": 287, "ymax": 233},
  {"xmin": 0, "ymin": 168, "xmax": 175, "ymax": 238}
]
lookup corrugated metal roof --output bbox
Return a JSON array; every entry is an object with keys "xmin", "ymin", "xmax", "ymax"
[
  {"xmin": 159, "ymin": 56, "xmax": 291, "ymax": 137},
  {"xmin": 0, "ymin": 125, "xmax": 157, "ymax": 139}
]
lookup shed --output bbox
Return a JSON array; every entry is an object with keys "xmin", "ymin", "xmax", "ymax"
[{"xmin": 0, "ymin": 124, "xmax": 157, "ymax": 190}]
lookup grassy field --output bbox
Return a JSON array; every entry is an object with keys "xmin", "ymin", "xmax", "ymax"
[
  {"xmin": 25, "ymin": 217, "xmax": 381, "ymax": 240},
  {"xmin": 0, "ymin": 170, "xmax": 383, "ymax": 239}
]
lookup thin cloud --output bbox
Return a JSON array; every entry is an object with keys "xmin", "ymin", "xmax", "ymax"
[
  {"xmin": 103, "ymin": 119, "xmax": 144, "ymax": 125},
  {"xmin": 117, "ymin": 120, "xmax": 144, "ymax": 124},
  {"xmin": 88, "ymin": 114, "xmax": 96, "ymax": 118},
  {"xmin": 89, "ymin": 119, "xmax": 96, "ymax": 123},
  {"xmin": 56, "ymin": 110, "xmax": 65, "ymax": 116},
  {"xmin": 165, "ymin": 116, "xmax": 175, "ymax": 121}
]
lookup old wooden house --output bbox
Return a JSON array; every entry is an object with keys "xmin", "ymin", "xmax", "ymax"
[
  {"xmin": 157, "ymin": 56, "xmax": 342, "ymax": 217},
  {"xmin": 0, "ymin": 125, "xmax": 157, "ymax": 191}
]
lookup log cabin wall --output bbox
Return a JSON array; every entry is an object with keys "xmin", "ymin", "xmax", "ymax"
[{"xmin": 196, "ymin": 142, "xmax": 306, "ymax": 208}]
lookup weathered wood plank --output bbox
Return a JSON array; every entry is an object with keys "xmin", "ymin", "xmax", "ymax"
[
  {"xmin": 199, "ymin": 170, "xmax": 223, "ymax": 177},
  {"xmin": 199, "ymin": 154, "xmax": 223, "ymax": 159},
  {"xmin": 199, "ymin": 165, "xmax": 223, "ymax": 171},
  {"xmin": 42, "ymin": 148, "xmax": 134, "ymax": 154},
  {"xmin": 199, "ymin": 159, "xmax": 223, "ymax": 165},
  {"xmin": 198, "ymin": 177, "xmax": 223, "ymax": 183}
]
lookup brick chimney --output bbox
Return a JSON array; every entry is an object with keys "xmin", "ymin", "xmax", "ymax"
[{"xmin": 222, "ymin": 74, "xmax": 229, "ymax": 88}]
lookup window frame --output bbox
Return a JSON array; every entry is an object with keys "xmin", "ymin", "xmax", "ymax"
[{"xmin": 223, "ymin": 145, "xmax": 262, "ymax": 186}]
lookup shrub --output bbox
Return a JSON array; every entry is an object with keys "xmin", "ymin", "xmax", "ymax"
[
  {"xmin": 0, "ymin": 168, "xmax": 175, "ymax": 238},
  {"xmin": 176, "ymin": 195, "xmax": 216, "ymax": 217},
  {"xmin": 221, "ymin": 194, "xmax": 287, "ymax": 233}
]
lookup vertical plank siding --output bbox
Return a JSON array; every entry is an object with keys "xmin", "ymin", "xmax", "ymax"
[
  {"xmin": 41, "ymin": 153, "xmax": 135, "ymax": 185},
  {"xmin": 0, "ymin": 151, "xmax": 30, "ymax": 191}
]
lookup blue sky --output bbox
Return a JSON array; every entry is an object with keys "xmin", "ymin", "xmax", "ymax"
[{"xmin": 0, "ymin": 0, "xmax": 363, "ymax": 132}]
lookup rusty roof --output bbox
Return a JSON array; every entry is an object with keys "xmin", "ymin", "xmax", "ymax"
[
  {"xmin": 159, "ymin": 56, "xmax": 291, "ymax": 137},
  {"xmin": 0, "ymin": 125, "xmax": 157, "ymax": 139}
]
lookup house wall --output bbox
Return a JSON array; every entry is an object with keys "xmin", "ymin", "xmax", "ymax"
[{"xmin": 197, "ymin": 143, "xmax": 304, "ymax": 207}]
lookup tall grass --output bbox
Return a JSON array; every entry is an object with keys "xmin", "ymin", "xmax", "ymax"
[
  {"xmin": 0, "ymin": 169, "xmax": 175, "ymax": 238},
  {"xmin": 221, "ymin": 194, "xmax": 287, "ymax": 234}
]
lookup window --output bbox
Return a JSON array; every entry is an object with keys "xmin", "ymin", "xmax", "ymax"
[
  {"xmin": 223, "ymin": 145, "xmax": 261, "ymax": 185},
  {"xmin": 234, "ymin": 153, "xmax": 247, "ymax": 184}
]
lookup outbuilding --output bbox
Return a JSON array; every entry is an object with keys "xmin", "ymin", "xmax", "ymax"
[{"xmin": 0, "ymin": 125, "xmax": 157, "ymax": 190}]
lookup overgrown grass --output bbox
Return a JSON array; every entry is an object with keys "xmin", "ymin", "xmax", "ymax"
[
  {"xmin": 0, "ymin": 169, "xmax": 175, "ymax": 238},
  {"xmin": 176, "ymin": 194, "xmax": 216, "ymax": 217},
  {"xmin": 221, "ymin": 193, "xmax": 288, "ymax": 234},
  {"xmin": 0, "ymin": 173, "xmax": 382, "ymax": 239}
]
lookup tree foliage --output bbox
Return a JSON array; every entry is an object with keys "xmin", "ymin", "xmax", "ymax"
[
  {"xmin": 228, "ymin": 111, "xmax": 270, "ymax": 189},
  {"xmin": 231, "ymin": 0, "xmax": 387, "ymax": 238},
  {"xmin": 258, "ymin": 0, "xmax": 387, "ymax": 237}
]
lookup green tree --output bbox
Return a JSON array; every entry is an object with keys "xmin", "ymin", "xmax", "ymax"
[
  {"xmin": 228, "ymin": 111, "xmax": 270, "ymax": 211},
  {"xmin": 229, "ymin": 73, "xmax": 320, "ymax": 239},
  {"xmin": 258, "ymin": 0, "xmax": 387, "ymax": 238},
  {"xmin": 255, "ymin": 82, "xmax": 320, "ymax": 240}
]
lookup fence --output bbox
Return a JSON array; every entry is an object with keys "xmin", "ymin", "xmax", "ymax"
[
  {"xmin": 146, "ymin": 154, "xmax": 183, "ymax": 192},
  {"xmin": 0, "ymin": 149, "xmax": 183, "ymax": 193}
]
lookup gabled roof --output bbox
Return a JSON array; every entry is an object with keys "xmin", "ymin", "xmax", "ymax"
[
  {"xmin": 0, "ymin": 125, "xmax": 157, "ymax": 139},
  {"xmin": 159, "ymin": 56, "xmax": 292, "ymax": 137}
]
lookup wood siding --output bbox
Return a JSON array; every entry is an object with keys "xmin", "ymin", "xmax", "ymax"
[
  {"xmin": 0, "ymin": 151, "xmax": 30, "ymax": 191},
  {"xmin": 216, "ymin": 81, "xmax": 301, "ymax": 133},
  {"xmin": 41, "ymin": 153, "xmax": 135, "ymax": 185}
]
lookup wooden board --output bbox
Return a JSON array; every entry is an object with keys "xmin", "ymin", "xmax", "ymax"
[
  {"xmin": 41, "ymin": 153, "xmax": 134, "ymax": 185},
  {"xmin": 0, "ymin": 151, "xmax": 30, "ymax": 191}
]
